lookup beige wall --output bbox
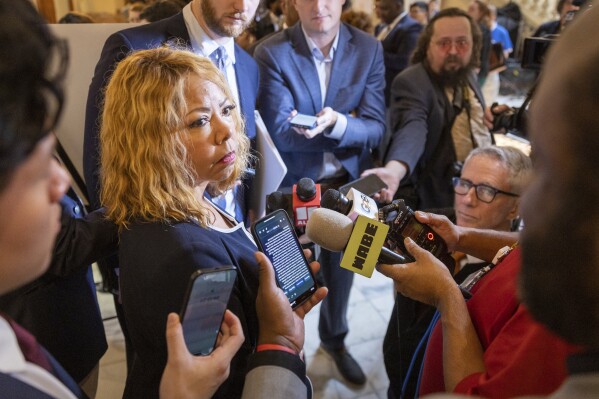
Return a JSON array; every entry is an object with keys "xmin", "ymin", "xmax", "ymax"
[{"xmin": 69, "ymin": 0, "xmax": 124, "ymax": 15}]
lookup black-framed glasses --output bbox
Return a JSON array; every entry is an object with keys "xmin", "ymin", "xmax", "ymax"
[{"xmin": 452, "ymin": 177, "xmax": 519, "ymax": 203}]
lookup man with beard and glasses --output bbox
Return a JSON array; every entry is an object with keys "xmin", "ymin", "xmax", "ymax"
[
  {"xmin": 362, "ymin": 8, "xmax": 493, "ymax": 209},
  {"xmin": 83, "ymin": 0, "xmax": 260, "ymax": 375}
]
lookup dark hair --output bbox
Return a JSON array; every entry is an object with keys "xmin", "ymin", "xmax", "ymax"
[
  {"xmin": 410, "ymin": 1, "xmax": 428, "ymax": 13},
  {"xmin": 0, "ymin": 0, "xmax": 68, "ymax": 192},
  {"xmin": 341, "ymin": 10, "xmax": 373, "ymax": 34},
  {"xmin": 140, "ymin": 0, "xmax": 182, "ymax": 22},
  {"xmin": 470, "ymin": 0, "xmax": 491, "ymax": 28},
  {"xmin": 58, "ymin": 11, "xmax": 95, "ymax": 23},
  {"xmin": 411, "ymin": 7, "xmax": 482, "ymax": 69}
]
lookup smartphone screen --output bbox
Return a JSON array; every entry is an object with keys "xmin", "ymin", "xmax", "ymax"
[
  {"xmin": 339, "ymin": 174, "xmax": 388, "ymax": 197},
  {"xmin": 179, "ymin": 267, "xmax": 237, "ymax": 356},
  {"xmin": 252, "ymin": 209, "xmax": 317, "ymax": 308}
]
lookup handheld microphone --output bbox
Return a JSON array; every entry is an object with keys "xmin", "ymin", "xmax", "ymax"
[
  {"xmin": 305, "ymin": 208, "xmax": 409, "ymax": 277},
  {"xmin": 292, "ymin": 178, "xmax": 321, "ymax": 228},
  {"xmin": 321, "ymin": 188, "xmax": 378, "ymax": 221},
  {"xmin": 266, "ymin": 191, "xmax": 293, "ymax": 223}
]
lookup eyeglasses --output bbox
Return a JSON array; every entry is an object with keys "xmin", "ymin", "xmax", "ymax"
[
  {"xmin": 434, "ymin": 38, "xmax": 471, "ymax": 52},
  {"xmin": 452, "ymin": 177, "xmax": 519, "ymax": 203}
]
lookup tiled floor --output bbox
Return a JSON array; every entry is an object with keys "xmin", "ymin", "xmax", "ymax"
[{"xmin": 93, "ymin": 266, "xmax": 395, "ymax": 399}]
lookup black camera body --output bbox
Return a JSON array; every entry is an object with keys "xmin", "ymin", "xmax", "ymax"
[
  {"xmin": 379, "ymin": 200, "xmax": 449, "ymax": 265},
  {"xmin": 491, "ymin": 103, "xmax": 522, "ymax": 133}
]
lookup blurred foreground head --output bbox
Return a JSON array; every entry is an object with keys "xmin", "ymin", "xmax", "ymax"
[
  {"xmin": 520, "ymin": 4, "xmax": 599, "ymax": 348},
  {"xmin": 0, "ymin": 0, "xmax": 70, "ymax": 294}
]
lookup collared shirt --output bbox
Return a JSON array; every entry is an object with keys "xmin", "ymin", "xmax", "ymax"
[
  {"xmin": 445, "ymin": 84, "xmax": 492, "ymax": 162},
  {"xmin": 376, "ymin": 11, "xmax": 408, "ymax": 41},
  {"xmin": 301, "ymin": 27, "xmax": 348, "ymax": 180},
  {"xmin": 0, "ymin": 317, "xmax": 77, "ymax": 399},
  {"xmin": 183, "ymin": 3, "xmax": 239, "ymax": 217},
  {"xmin": 183, "ymin": 4, "xmax": 240, "ymax": 108}
]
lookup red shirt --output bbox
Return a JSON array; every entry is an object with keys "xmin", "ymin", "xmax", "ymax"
[{"xmin": 419, "ymin": 247, "xmax": 581, "ymax": 397}]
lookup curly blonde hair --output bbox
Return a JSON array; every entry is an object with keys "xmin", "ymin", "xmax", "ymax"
[{"xmin": 100, "ymin": 47, "xmax": 250, "ymax": 228}]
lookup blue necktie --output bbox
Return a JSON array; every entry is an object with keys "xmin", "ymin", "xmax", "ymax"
[{"xmin": 209, "ymin": 46, "xmax": 227, "ymax": 74}]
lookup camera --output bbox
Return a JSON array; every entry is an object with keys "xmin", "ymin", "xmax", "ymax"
[
  {"xmin": 490, "ymin": 103, "xmax": 524, "ymax": 133},
  {"xmin": 378, "ymin": 199, "xmax": 453, "ymax": 268}
]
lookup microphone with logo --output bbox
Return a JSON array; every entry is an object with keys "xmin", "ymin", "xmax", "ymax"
[
  {"xmin": 292, "ymin": 178, "xmax": 321, "ymax": 228},
  {"xmin": 305, "ymin": 208, "xmax": 409, "ymax": 278},
  {"xmin": 320, "ymin": 188, "xmax": 378, "ymax": 221}
]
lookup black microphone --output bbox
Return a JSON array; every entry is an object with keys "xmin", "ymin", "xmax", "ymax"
[{"xmin": 321, "ymin": 188, "xmax": 378, "ymax": 221}]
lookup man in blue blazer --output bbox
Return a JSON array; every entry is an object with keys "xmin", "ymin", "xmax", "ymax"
[
  {"xmin": 254, "ymin": 0, "xmax": 385, "ymax": 384},
  {"xmin": 83, "ymin": 0, "xmax": 260, "ymax": 372}
]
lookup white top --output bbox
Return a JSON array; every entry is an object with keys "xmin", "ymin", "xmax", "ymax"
[{"xmin": 0, "ymin": 317, "xmax": 77, "ymax": 399}]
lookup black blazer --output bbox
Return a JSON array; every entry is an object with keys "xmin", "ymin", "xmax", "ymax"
[
  {"xmin": 385, "ymin": 63, "xmax": 490, "ymax": 209},
  {"xmin": 380, "ymin": 15, "xmax": 423, "ymax": 105},
  {"xmin": 0, "ymin": 194, "xmax": 117, "ymax": 382}
]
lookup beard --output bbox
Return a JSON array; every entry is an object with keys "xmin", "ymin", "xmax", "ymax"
[
  {"xmin": 432, "ymin": 56, "xmax": 471, "ymax": 87},
  {"xmin": 201, "ymin": 0, "xmax": 251, "ymax": 38}
]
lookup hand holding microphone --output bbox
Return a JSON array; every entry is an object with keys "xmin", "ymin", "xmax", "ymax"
[{"xmin": 305, "ymin": 208, "xmax": 409, "ymax": 278}]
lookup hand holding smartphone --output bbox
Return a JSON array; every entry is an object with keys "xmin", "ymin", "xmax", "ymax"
[
  {"xmin": 179, "ymin": 266, "xmax": 237, "ymax": 356},
  {"xmin": 289, "ymin": 113, "xmax": 318, "ymax": 129},
  {"xmin": 339, "ymin": 174, "xmax": 388, "ymax": 197},
  {"xmin": 251, "ymin": 209, "xmax": 317, "ymax": 309}
]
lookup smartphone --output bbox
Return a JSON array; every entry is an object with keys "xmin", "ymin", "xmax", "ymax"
[
  {"xmin": 179, "ymin": 266, "xmax": 237, "ymax": 356},
  {"xmin": 290, "ymin": 113, "xmax": 318, "ymax": 129},
  {"xmin": 251, "ymin": 209, "xmax": 317, "ymax": 308},
  {"xmin": 339, "ymin": 174, "xmax": 388, "ymax": 197}
]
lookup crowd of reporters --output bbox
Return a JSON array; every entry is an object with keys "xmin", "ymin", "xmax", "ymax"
[{"xmin": 1, "ymin": 0, "xmax": 598, "ymax": 398}]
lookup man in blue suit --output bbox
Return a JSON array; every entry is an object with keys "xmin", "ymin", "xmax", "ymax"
[
  {"xmin": 84, "ymin": 0, "xmax": 260, "ymax": 221},
  {"xmin": 254, "ymin": 0, "xmax": 385, "ymax": 385},
  {"xmin": 83, "ymin": 0, "xmax": 260, "ymax": 372}
]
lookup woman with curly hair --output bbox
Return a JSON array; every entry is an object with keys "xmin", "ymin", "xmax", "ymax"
[{"xmin": 100, "ymin": 47, "xmax": 257, "ymax": 399}]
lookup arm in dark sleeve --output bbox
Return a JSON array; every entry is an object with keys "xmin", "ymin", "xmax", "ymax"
[
  {"xmin": 385, "ymin": 70, "xmax": 432, "ymax": 175},
  {"xmin": 48, "ymin": 196, "xmax": 118, "ymax": 278}
]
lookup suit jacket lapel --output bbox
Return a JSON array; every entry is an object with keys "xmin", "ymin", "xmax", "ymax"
[
  {"xmin": 234, "ymin": 45, "xmax": 252, "ymax": 121},
  {"xmin": 289, "ymin": 25, "xmax": 322, "ymax": 112},
  {"xmin": 325, "ymin": 24, "xmax": 353, "ymax": 107}
]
